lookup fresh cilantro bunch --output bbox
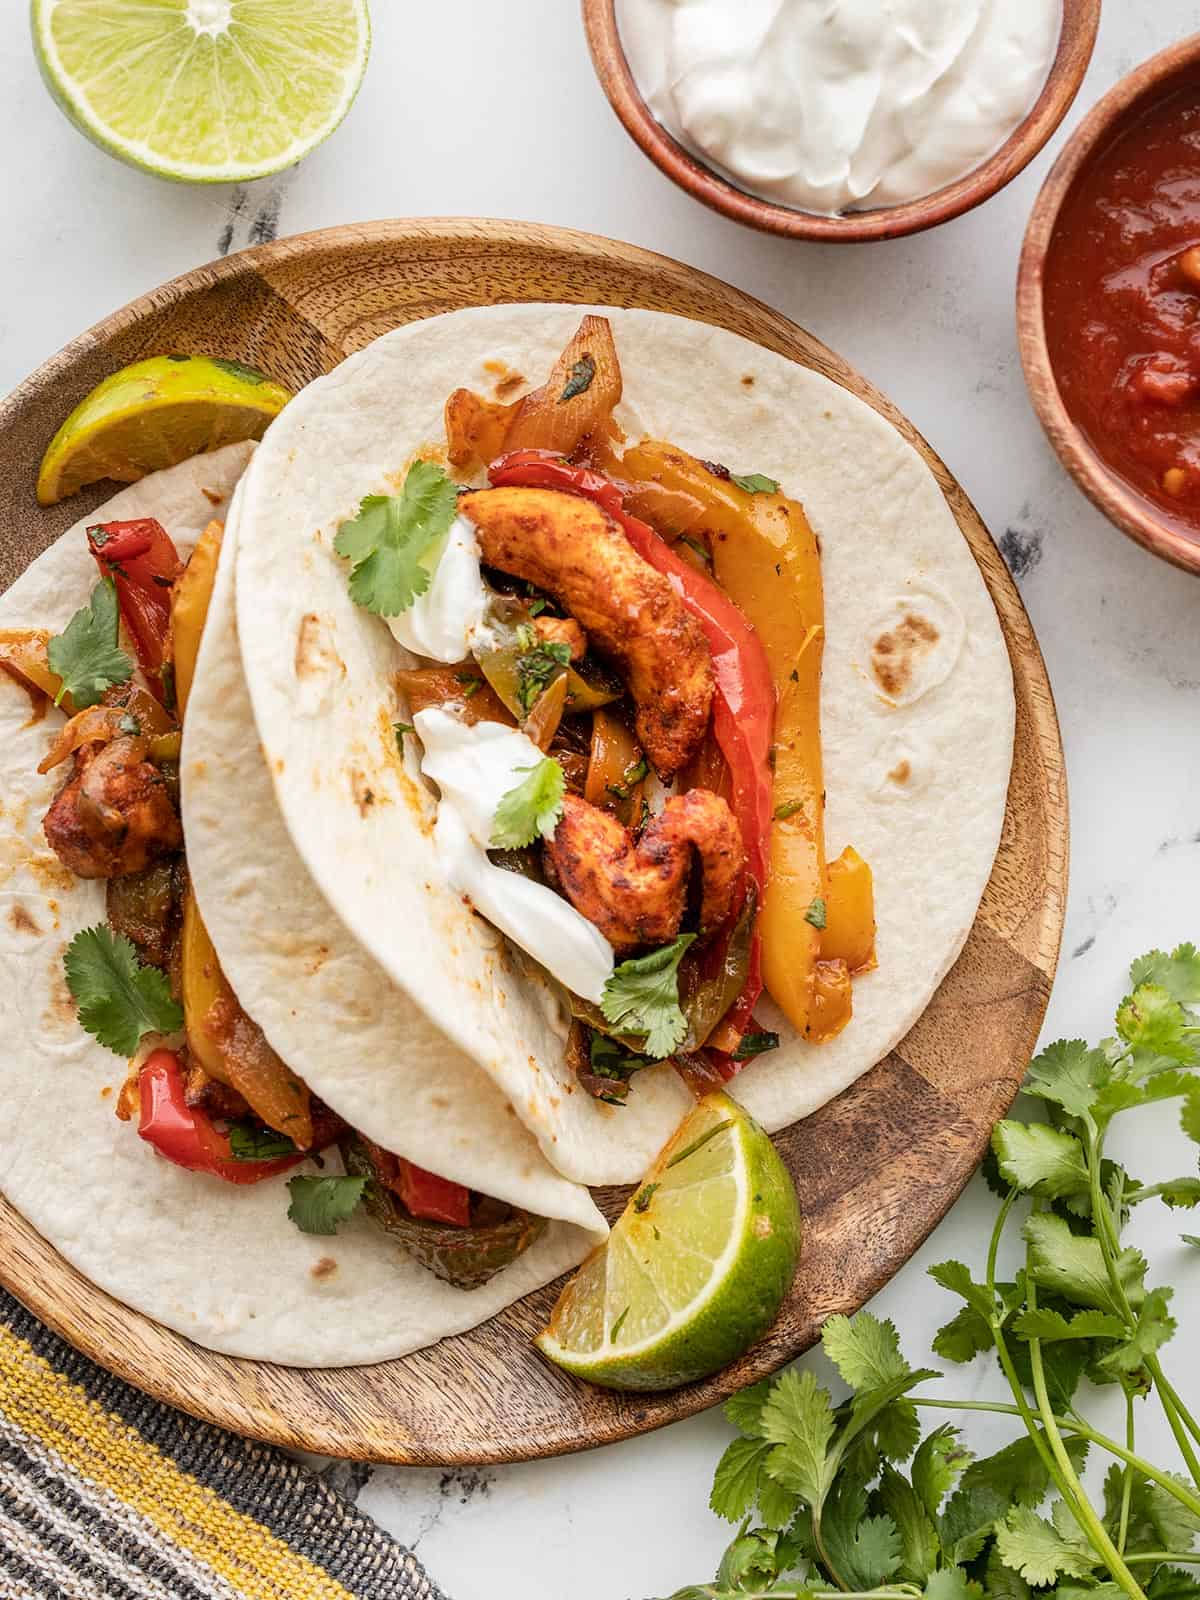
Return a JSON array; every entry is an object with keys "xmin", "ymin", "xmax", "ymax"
[{"xmin": 669, "ymin": 945, "xmax": 1200, "ymax": 1600}]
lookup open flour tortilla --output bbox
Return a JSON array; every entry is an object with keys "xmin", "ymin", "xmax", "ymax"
[
  {"xmin": 234, "ymin": 305, "xmax": 1015, "ymax": 1187},
  {"xmin": 0, "ymin": 446, "xmax": 603, "ymax": 1366}
]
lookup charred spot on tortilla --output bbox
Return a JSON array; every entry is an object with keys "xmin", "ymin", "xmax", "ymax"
[
  {"xmin": 889, "ymin": 760, "xmax": 912, "ymax": 786},
  {"xmin": 9, "ymin": 904, "xmax": 40, "ymax": 936},
  {"xmin": 310, "ymin": 1256, "xmax": 338, "ymax": 1280},
  {"xmin": 872, "ymin": 613, "xmax": 941, "ymax": 699},
  {"xmin": 741, "ymin": 374, "xmax": 755, "ymax": 388},
  {"xmin": 350, "ymin": 771, "xmax": 375, "ymax": 816},
  {"xmin": 201, "ymin": 486, "xmax": 225, "ymax": 507}
]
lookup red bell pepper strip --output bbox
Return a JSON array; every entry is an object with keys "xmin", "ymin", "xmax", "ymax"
[
  {"xmin": 137, "ymin": 1049, "xmax": 305, "ymax": 1184},
  {"xmin": 87, "ymin": 519, "xmax": 184, "ymax": 703},
  {"xmin": 396, "ymin": 1160, "xmax": 473, "ymax": 1227},
  {"xmin": 487, "ymin": 450, "xmax": 776, "ymax": 1072}
]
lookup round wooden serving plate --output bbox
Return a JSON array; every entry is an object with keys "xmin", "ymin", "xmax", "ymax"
[{"xmin": 0, "ymin": 219, "xmax": 1067, "ymax": 1465}]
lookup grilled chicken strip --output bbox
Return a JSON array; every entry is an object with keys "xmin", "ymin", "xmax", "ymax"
[
  {"xmin": 43, "ymin": 736, "xmax": 182, "ymax": 879},
  {"xmin": 460, "ymin": 487, "xmax": 714, "ymax": 779},
  {"xmin": 546, "ymin": 789, "xmax": 745, "ymax": 952}
]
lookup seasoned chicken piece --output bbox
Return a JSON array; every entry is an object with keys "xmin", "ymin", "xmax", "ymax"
[
  {"xmin": 532, "ymin": 614, "xmax": 586, "ymax": 662},
  {"xmin": 43, "ymin": 735, "xmax": 182, "ymax": 880},
  {"xmin": 460, "ymin": 487, "xmax": 714, "ymax": 779},
  {"xmin": 546, "ymin": 789, "xmax": 745, "ymax": 952}
]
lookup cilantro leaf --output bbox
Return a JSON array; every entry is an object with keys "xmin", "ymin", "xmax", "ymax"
[
  {"xmin": 228, "ymin": 1122, "xmax": 298, "ymax": 1161},
  {"xmin": 63, "ymin": 925, "xmax": 183, "ymax": 1055},
  {"xmin": 333, "ymin": 461, "xmax": 459, "ymax": 617},
  {"xmin": 1103, "ymin": 1461, "xmax": 1200, "ymax": 1555},
  {"xmin": 490, "ymin": 757, "xmax": 566, "ymax": 849},
  {"xmin": 1117, "ymin": 983, "xmax": 1198, "ymax": 1067},
  {"xmin": 1011, "ymin": 1306, "xmax": 1126, "ymax": 1342},
  {"xmin": 286, "ymin": 1175, "xmax": 367, "ymax": 1236},
  {"xmin": 1091, "ymin": 1285, "xmax": 1177, "ymax": 1386},
  {"xmin": 875, "ymin": 1460, "xmax": 939, "ymax": 1583},
  {"xmin": 993, "ymin": 1505, "xmax": 1096, "ymax": 1584},
  {"xmin": 911, "ymin": 1424, "xmax": 970, "ymax": 1519},
  {"xmin": 709, "ymin": 1435, "xmax": 771, "ymax": 1521},
  {"xmin": 927, "ymin": 1571, "xmax": 987, "ymax": 1600},
  {"xmin": 932, "ymin": 1303, "xmax": 995, "ymax": 1364},
  {"xmin": 992, "ymin": 1120, "xmax": 1090, "ymax": 1199},
  {"xmin": 47, "ymin": 578, "xmax": 134, "ymax": 709},
  {"xmin": 1023, "ymin": 1210, "xmax": 1146, "ymax": 1315},
  {"xmin": 724, "ymin": 1378, "xmax": 772, "ymax": 1436},
  {"xmin": 514, "ymin": 629, "xmax": 571, "ymax": 716},
  {"xmin": 821, "ymin": 1477, "xmax": 901, "ymax": 1589},
  {"xmin": 821, "ymin": 1311, "xmax": 908, "ymax": 1390},
  {"xmin": 600, "ymin": 934, "xmax": 696, "ymax": 1059},
  {"xmin": 758, "ymin": 1367, "xmax": 836, "ymax": 1507},
  {"xmin": 394, "ymin": 720, "xmax": 414, "ymax": 753},
  {"xmin": 731, "ymin": 472, "xmax": 780, "ymax": 495},
  {"xmin": 928, "ymin": 1258, "xmax": 996, "ymax": 1322},
  {"xmin": 1131, "ymin": 944, "xmax": 1200, "ymax": 1004},
  {"xmin": 1024, "ymin": 1038, "xmax": 1110, "ymax": 1119},
  {"xmin": 984, "ymin": 1543, "xmax": 1034, "ymax": 1600}
]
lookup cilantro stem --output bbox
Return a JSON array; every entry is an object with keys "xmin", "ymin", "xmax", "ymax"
[
  {"xmin": 1117, "ymin": 1390, "xmax": 1135, "ymax": 1556},
  {"xmin": 1085, "ymin": 1119, "xmax": 1200, "ymax": 1488},
  {"xmin": 912, "ymin": 1399, "xmax": 1200, "ymax": 1522},
  {"xmin": 1024, "ymin": 1210, "xmax": 1146, "ymax": 1600},
  {"xmin": 1123, "ymin": 1554, "xmax": 1200, "ymax": 1567},
  {"xmin": 986, "ymin": 1191, "xmax": 1078, "ymax": 1515}
]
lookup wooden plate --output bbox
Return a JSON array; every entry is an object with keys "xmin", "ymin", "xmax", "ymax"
[{"xmin": 0, "ymin": 219, "xmax": 1067, "ymax": 1465}]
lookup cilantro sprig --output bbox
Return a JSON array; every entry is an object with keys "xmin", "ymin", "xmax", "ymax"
[
  {"xmin": 490, "ymin": 757, "xmax": 566, "ymax": 849},
  {"xmin": 333, "ymin": 460, "xmax": 459, "ymax": 617},
  {"xmin": 63, "ymin": 925, "xmax": 183, "ymax": 1055},
  {"xmin": 286, "ymin": 1175, "xmax": 367, "ymax": 1236},
  {"xmin": 47, "ymin": 578, "xmax": 133, "ymax": 709},
  {"xmin": 601, "ymin": 933, "xmax": 695, "ymax": 1059},
  {"xmin": 670, "ymin": 944, "xmax": 1200, "ymax": 1600}
]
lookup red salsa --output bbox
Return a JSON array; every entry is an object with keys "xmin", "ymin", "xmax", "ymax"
[{"xmin": 1044, "ymin": 86, "xmax": 1200, "ymax": 537}]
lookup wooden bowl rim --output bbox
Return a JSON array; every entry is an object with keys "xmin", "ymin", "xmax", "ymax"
[
  {"xmin": 1017, "ymin": 31, "xmax": 1200, "ymax": 575},
  {"xmin": 581, "ymin": 0, "xmax": 1100, "ymax": 243},
  {"xmin": 0, "ymin": 217, "xmax": 1068, "ymax": 1463}
]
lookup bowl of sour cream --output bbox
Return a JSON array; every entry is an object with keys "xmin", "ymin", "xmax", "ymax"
[{"xmin": 583, "ymin": 0, "xmax": 1100, "ymax": 242}]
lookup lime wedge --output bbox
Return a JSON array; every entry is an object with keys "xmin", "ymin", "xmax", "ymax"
[
  {"xmin": 32, "ymin": 0, "xmax": 371, "ymax": 185},
  {"xmin": 37, "ymin": 354, "xmax": 292, "ymax": 506},
  {"xmin": 536, "ymin": 1092, "xmax": 802, "ymax": 1391}
]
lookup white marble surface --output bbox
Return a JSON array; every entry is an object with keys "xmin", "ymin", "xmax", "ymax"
[{"xmin": 3, "ymin": 5, "xmax": 1200, "ymax": 1599}]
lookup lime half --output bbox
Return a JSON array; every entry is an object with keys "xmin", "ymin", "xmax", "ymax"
[
  {"xmin": 32, "ymin": 0, "xmax": 371, "ymax": 185},
  {"xmin": 37, "ymin": 355, "xmax": 292, "ymax": 505},
  {"xmin": 536, "ymin": 1092, "xmax": 802, "ymax": 1391}
]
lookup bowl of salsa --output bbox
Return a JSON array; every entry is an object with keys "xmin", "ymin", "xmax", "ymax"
[{"xmin": 1019, "ymin": 34, "xmax": 1200, "ymax": 573}]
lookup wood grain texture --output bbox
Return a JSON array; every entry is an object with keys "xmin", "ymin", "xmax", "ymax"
[
  {"xmin": 1017, "ymin": 33, "xmax": 1200, "ymax": 576},
  {"xmin": 0, "ymin": 219, "xmax": 1067, "ymax": 1465},
  {"xmin": 582, "ymin": 0, "xmax": 1100, "ymax": 243}
]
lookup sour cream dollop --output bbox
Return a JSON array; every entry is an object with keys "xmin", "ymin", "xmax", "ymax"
[
  {"xmin": 616, "ymin": 0, "xmax": 1061, "ymax": 215},
  {"xmin": 412, "ymin": 708, "xmax": 615, "ymax": 1004},
  {"xmin": 387, "ymin": 513, "xmax": 490, "ymax": 663}
]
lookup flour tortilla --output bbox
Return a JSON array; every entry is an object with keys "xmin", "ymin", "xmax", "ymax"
[
  {"xmin": 234, "ymin": 305, "xmax": 1015, "ymax": 1187},
  {"xmin": 0, "ymin": 446, "xmax": 603, "ymax": 1366}
]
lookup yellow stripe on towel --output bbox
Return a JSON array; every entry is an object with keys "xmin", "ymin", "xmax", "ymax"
[{"xmin": 0, "ymin": 1322, "xmax": 357, "ymax": 1600}]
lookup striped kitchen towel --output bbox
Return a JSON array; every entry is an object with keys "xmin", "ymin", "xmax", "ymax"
[{"xmin": 0, "ymin": 1288, "xmax": 446, "ymax": 1600}]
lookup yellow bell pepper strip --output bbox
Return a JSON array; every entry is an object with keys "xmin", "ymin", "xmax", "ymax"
[
  {"xmin": 169, "ymin": 519, "xmax": 223, "ymax": 722},
  {"xmin": 180, "ymin": 886, "xmax": 315, "ymax": 1147},
  {"xmin": 823, "ymin": 846, "xmax": 877, "ymax": 974},
  {"xmin": 616, "ymin": 441, "xmax": 875, "ymax": 1042}
]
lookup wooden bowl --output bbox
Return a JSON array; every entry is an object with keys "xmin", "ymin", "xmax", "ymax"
[
  {"xmin": 0, "ymin": 220, "xmax": 1067, "ymax": 1463},
  {"xmin": 1017, "ymin": 34, "xmax": 1200, "ymax": 575},
  {"xmin": 582, "ymin": 0, "xmax": 1100, "ymax": 243}
]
